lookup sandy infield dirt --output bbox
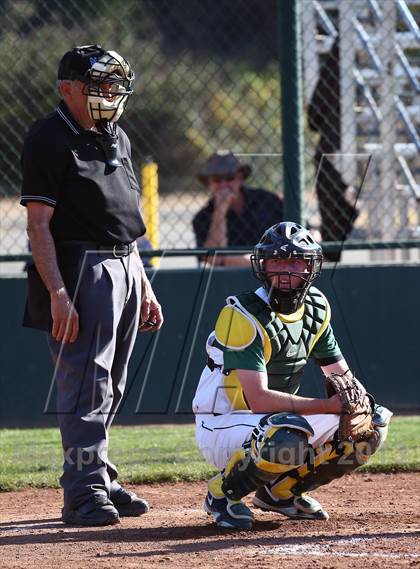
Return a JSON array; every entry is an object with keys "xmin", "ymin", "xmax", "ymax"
[{"xmin": 0, "ymin": 473, "xmax": 419, "ymax": 568}]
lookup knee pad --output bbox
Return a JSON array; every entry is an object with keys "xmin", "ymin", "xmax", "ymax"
[
  {"xmin": 221, "ymin": 413, "xmax": 313, "ymax": 501},
  {"xmin": 369, "ymin": 404, "xmax": 393, "ymax": 454},
  {"xmin": 268, "ymin": 407, "xmax": 392, "ymax": 499},
  {"xmin": 350, "ymin": 404, "xmax": 393, "ymax": 464},
  {"xmin": 255, "ymin": 413, "xmax": 314, "ymax": 471}
]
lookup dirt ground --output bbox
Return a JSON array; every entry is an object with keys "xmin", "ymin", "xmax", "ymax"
[{"xmin": 0, "ymin": 473, "xmax": 419, "ymax": 569}]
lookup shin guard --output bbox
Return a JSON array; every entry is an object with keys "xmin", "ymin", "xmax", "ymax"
[{"xmin": 221, "ymin": 413, "xmax": 314, "ymax": 501}]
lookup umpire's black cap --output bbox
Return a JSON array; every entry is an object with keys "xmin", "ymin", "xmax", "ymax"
[{"xmin": 57, "ymin": 44, "xmax": 105, "ymax": 82}]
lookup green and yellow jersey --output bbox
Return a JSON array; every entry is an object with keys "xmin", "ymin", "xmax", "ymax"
[{"xmin": 192, "ymin": 286, "xmax": 342, "ymax": 415}]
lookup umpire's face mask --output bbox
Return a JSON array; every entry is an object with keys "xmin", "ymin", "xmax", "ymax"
[
  {"xmin": 87, "ymin": 79, "xmax": 129, "ymax": 122},
  {"xmin": 82, "ymin": 50, "xmax": 134, "ymax": 167},
  {"xmin": 83, "ymin": 50, "xmax": 134, "ymax": 123}
]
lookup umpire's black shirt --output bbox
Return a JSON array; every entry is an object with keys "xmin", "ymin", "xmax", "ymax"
[{"xmin": 21, "ymin": 101, "xmax": 146, "ymax": 243}]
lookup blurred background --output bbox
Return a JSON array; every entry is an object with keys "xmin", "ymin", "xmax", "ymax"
[
  {"xmin": 0, "ymin": 0, "xmax": 419, "ymax": 270},
  {"xmin": 0, "ymin": 0, "xmax": 419, "ymax": 422}
]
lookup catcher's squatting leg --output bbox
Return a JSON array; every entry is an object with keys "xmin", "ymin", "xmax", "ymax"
[
  {"xmin": 254, "ymin": 404, "xmax": 393, "ymax": 512},
  {"xmin": 207, "ymin": 413, "xmax": 315, "ymax": 501},
  {"xmin": 208, "ymin": 406, "xmax": 392, "ymax": 517}
]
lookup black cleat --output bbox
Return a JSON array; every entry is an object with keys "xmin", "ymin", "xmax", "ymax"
[
  {"xmin": 111, "ymin": 487, "xmax": 150, "ymax": 517},
  {"xmin": 62, "ymin": 494, "xmax": 120, "ymax": 526}
]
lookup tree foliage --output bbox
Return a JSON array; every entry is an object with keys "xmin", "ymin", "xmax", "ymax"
[{"xmin": 0, "ymin": 0, "xmax": 281, "ymax": 195}]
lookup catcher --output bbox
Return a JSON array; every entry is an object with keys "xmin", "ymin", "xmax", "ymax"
[{"xmin": 193, "ymin": 221, "xmax": 392, "ymax": 530}]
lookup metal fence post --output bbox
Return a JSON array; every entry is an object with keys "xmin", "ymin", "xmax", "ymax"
[
  {"xmin": 141, "ymin": 157, "xmax": 160, "ymax": 267},
  {"xmin": 278, "ymin": 0, "xmax": 304, "ymax": 224}
]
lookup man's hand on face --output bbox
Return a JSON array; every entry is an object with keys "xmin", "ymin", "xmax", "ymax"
[
  {"xmin": 208, "ymin": 172, "xmax": 243, "ymax": 214},
  {"xmin": 213, "ymin": 186, "xmax": 237, "ymax": 212}
]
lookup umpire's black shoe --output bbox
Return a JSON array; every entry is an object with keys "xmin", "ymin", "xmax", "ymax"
[
  {"xmin": 111, "ymin": 487, "xmax": 150, "ymax": 517},
  {"xmin": 62, "ymin": 494, "xmax": 120, "ymax": 526}
]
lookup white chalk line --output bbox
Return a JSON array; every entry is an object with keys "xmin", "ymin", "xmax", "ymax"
[
  {"xmin": 1, "ymin": 522, "xmax": 63, "ymax": 532},
  {"xmin": 248, "ymin": 535, "xmax": 420, "ymax": 560},
  {"xmin": 0, "ymin": 508, "xmax": 205, "ymax": 532}
]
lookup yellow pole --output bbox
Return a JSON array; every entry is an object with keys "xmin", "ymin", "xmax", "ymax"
[{"xmin": 141, "ymin": 158, "xmax": 160, "ymax": 267}]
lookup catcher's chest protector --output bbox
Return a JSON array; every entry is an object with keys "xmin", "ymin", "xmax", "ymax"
[{"xmin": 236, "ymin": 288, "xmax": 329, "ymax": 394}]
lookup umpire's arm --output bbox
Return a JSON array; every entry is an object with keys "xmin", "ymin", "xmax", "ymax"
[{"xmin": 26, "ymin": 202, "xmax": 79, "ymax": 344}]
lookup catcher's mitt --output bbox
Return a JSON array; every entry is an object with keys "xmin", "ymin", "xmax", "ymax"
[{"xmin": 325, "ymin": 370, "xmax": 375, "ymax": 442}]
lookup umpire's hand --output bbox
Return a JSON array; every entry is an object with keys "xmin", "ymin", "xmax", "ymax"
[
  {"xmin": 50, "ymin": 287, "xmax": 79, "ymax": 344},
  {"xmin": 139, "ymin": 281, "xmax": 164, "ymax": 332}
]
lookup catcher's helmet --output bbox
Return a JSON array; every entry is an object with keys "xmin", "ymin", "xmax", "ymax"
[
  {"xmin": 58, "ymin": 44, "xmax": 134, "ymax": 123},
  {"xmin": 251, "ymin": 222, "xmax": 323, "ymax": 314}
]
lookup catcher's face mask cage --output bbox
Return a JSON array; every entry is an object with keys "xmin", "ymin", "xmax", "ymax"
[
  {"xmin": 82, "ymin": 50, "xmax": 134, "ymax": 123},
  {"xmin": 251, "ymin": 222, "xmax": 323, "ymax": 314}
]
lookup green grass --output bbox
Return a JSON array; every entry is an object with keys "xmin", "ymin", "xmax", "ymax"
[{"xmin": 0, "ymin": 416, "xmax": 418, "ymax": 492}]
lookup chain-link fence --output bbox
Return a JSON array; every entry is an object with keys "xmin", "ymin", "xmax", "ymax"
[
  {"xmin": 302, "ymin": 0, "xmax": 420, "ymax": 261},
  {"xmin": 0, "ymin": 0, "xmax": 419, "ymax": 263}
]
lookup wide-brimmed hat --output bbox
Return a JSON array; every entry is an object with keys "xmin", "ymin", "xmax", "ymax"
[{"xmin": 197, "ymin": 150, "xmax": 252, "ymax": 185}]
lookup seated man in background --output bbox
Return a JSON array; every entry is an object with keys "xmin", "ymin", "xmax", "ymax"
[
  {"xmin": 193, "ymin": 150, "xmax": 283, "ymax": 266},
  {"xmin": 193, "ymin": 221, "xmax": 392, "ymax": 530}
]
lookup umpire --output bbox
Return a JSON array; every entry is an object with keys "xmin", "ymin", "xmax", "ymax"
[{"xmin": 20, "ymin": 45, "xmax": 163, "ymax": 526}]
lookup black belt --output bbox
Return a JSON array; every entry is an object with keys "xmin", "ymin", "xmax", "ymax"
[
  {"xmin": 57, "ymin": 240, "xmax": 135, "ymax": 258},
  {"xmin": 206, "ymin": 358, "xmax": 227, "ymax": 415},
  {"xmin": 207, "ymin": 356, "xmax": 222, "ymax": 371}
]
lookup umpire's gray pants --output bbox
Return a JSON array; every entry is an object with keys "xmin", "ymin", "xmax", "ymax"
[{"xmin": 47, "ymin": 250, "xmax": 141, "ymax": 509}]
